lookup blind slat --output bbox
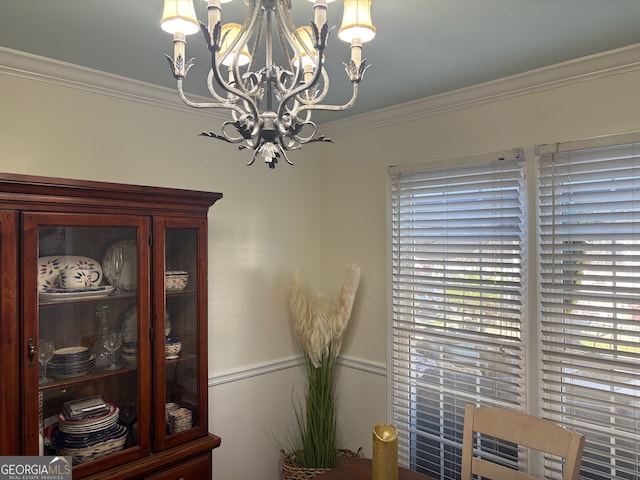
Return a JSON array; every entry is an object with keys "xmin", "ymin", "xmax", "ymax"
[
  {"xmin": 539, "ymin": 142, "xmax": 640, "ymax": 479},
  {"xmin": 391, "ymin": 155, "xmax": 526, "ymax": 478},
  {"xmin": 391, "ymin": 140, "xmax": 640, "ymax": 479}
]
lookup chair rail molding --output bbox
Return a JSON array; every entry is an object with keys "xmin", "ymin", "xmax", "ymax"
[{"xmin": 208, "ymin": 355, "xmax": 385, "ymax": 387}]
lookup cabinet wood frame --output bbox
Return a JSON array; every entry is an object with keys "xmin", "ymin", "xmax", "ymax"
[{"xmin": 0, "ymin": 173, "xmax": 222, "ymax": 479}]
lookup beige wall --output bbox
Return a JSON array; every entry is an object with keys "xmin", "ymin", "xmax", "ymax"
[
  {"xmin": 0, "ymin": 57, "xmax": 323, "ymax": 479},
  {"xmin": 2, "ymin": 45, "xmax": 640, "ymax": 479},
  {"xmin": 316, "ymin": 48, "xmax": 640, "ymax": 475}
]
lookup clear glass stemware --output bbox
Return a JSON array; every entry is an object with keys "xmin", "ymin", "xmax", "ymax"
[
  {"xmin": 103, "ymin": 331, "xmax": 123, "ymax": 371},
  {"xmin": 38, "ymin": 340, "xmax": 55, "ymax": 384},
  {"xmin": 111, "ymin": 245, "xmax": 125, "ymax": 294}
]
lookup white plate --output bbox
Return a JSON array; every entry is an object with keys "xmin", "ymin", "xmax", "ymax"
[
  {"xmin": 38, "ymin": 255, "xmax": 103, "ymax": 292},
  {"xmin": 102, "ymin": 240, "xmax": 137, "ymax": 290},
  {"xmin": 59, "ymin": 405, "xmax": 119, "ymax": 433},
  {"xmin": 53, "ymin": 346, "xmax": 91, "ymax": 358},
  {"xmin": 122, "ymin": 306, "xmax": 137, "ymax": 343},
  {"xmin": 39, "ymin": 285, "xmax": 115, "ymax": 301},
  {"xmin": 49, "ymin": 368, "xmax": 95, "ymax": 379}
]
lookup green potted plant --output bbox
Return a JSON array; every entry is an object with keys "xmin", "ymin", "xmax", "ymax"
[{"xmin": 281, "ymin": 263, "xmax": 361, "ymax": 479}]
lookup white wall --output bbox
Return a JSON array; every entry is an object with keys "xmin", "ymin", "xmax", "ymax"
[{"xmin": 3, "ymin": 44, "xmax": 640, "ymax": 479}]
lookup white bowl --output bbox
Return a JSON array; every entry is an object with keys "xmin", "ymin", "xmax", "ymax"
[
  {"xmin": 122, "ymin": 352, "xmax": 137, "ymax": 366},
  {"xmin": 165, "ymin": 341, "xmax": 182, "ymax": 359},
  {"xmin": 168, "ymin": 423, "xmax": 192, "ymax": 434},
  {"xmin": 168, "ymin": 407, "xmax": 192, "ymax": 425},
  {"xmin": 165, "ymin": 402, "xmax": 180, "ymax": 422},
  {"xmin": 165, "ymin": 270, "xmax": 188, "ymax": 291}
]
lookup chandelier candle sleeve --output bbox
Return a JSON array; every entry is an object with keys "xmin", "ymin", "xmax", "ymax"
[
  {"xmin": 350, "ymin": 37, "xmax": 362, "ymax": 67},
  {"xmin": 311, "ymin": 0, "xmax": 328, "ymax": 27},
  {"xmin": 207, "ymin": 0, "xmax": 224, "ymax": 32}
]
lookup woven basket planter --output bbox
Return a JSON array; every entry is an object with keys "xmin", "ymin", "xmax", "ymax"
[{"xmin": 280, "ymin": 448, "xmax": 363, "ymax": 480}]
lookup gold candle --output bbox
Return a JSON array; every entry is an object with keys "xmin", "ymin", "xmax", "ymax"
[{"xmin": 372, "ymin": 423, "xmax": 398, "ymax": 480}]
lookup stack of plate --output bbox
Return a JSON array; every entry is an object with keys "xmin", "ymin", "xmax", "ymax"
[
  {"xmin": 48, "ymin": 347, "xmax": 96, "ymax": 379},
  {"xmin": 63, "ymin": 396, "xmax": 110, "ymax": 420},
  {"xmin": 53, "ymin": 401, "xmax": 128, "ymax": 464}
]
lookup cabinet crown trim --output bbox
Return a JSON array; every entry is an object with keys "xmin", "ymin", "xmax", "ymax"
[{"xmin": 0, "ymin": 172, "xmax": 222, "ymax": 216}]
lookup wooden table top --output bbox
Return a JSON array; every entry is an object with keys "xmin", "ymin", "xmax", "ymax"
[{"xmin": 312, "ymin": 458, "xmax": 436, "ymax": 480}]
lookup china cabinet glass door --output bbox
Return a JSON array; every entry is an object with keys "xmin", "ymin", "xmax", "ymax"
[
  {"xmin": 153, "ymin": 217, "xmax": 208, "ymax": 450},
  {"xmin": 22, "ymin": 213, "xmax": 151, "ymax": 477}
]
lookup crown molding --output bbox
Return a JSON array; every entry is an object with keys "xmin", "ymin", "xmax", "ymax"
[
  {"xmin": 3, "ymin": 43, "xmax": 640, "ymax": 138},
  {"xmin": 321, "ymin": 42, "xmax": 640, "ymax": 138},
  {"xmin": 0, "ymin": 46, "xmax": 225, "ymax": 120}
]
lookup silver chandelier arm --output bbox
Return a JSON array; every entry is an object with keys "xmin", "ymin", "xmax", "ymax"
[
  {"xmin": 285, "ymin": 122, "xmax": 319, "ymax": 147},
  {"xmin": 177, "ymin": 74, "xmax": 260, "ymax": 149},
  {"xmin": 219, "ymin": 6, "xmax": 264, "ymax": 101},
  {"xmin": 276, "ymin": 58, "xmax": 325, "ymax": 127},
  {"xmin": 276, "ymin": 45, "xmax": 328, "ymax": 133},
  {"xmin": 274, "ymin": 0, "xmax": 327, "ymax": 100},
  {"xmin": 202, "ymin": 22, "xmax": 262, "ymax": 139},
  {"xmin": 294, "ymin": 58, "xmax": 371, "ymax": 116},
  {"xmin": 204, "ymin": 67, "xmax": 260, "ymax": 121},
  {"xmin": 205, "ymin": 68, "xmax": 231, "ymax": 105},
  {"xmin": 291, "ymin": 66, "xmax": 330, "ymax": 110},
  {"xmin": 220, "ymin": 120, "xmax": 261, "ymax": 149},
  {"xmin": 175, "ymin": 78, "xmax": 244, "ymax": 113},
  {"xmin": 297, "ymin": 81, "xmax": 360, "ymax": 114}
]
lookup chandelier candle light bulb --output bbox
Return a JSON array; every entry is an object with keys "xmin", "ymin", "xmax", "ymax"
[
  {"xmin": 219, "ymin": 23, "xmax": 251, "ymax": 66},
  {"xmin": 160, "ymin": 0, "xmax": 375, "ymax": 168},
  {"xmin": 206, "ymin": 0, "xmax": 223, "ymax": 33}
]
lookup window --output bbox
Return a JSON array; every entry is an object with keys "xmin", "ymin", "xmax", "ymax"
[
  {"xmin": 538, "ymin": 139, "xmax": 640, "ymax": 480},
  {"xmin": 390, "ymin": 136, "xmax": 640, "ymax": 479},
  {"xmin": 389, "ymin": 150, "xmax": 526, "ymax": 478}
]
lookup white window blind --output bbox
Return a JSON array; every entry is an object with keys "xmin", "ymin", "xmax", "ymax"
[
  {"xmin": 389, "ymin": 152, "xmax": 526, "ymax": 478},
  {"xmin": 538, "ymin": 142, "xmax": 640, "ymax": 480}
]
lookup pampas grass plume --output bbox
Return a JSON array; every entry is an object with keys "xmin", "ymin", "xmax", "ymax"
[{"xmin": 289, "ymin": 264, "xmax": 361, "ymax": 367}]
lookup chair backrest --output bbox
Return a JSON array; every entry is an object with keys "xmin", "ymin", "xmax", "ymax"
[{"xmin": 461, "ymin": 405, "xmax": 585, "ymax": 480}]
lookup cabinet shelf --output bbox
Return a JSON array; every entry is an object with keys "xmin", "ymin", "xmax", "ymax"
[
  {"xmin": 39, "ymin": 290, "xmax": 138, "ymax": 307},
  {"xmin": 38, "ymin": 366, "xmax": 138, "ymax": 392},
  {"xmin": 165, "ymin": 352, "xmax": 196, "ymax": 366}
]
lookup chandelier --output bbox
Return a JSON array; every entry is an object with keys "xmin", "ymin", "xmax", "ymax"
[{"xmin": 161, "ymin": 0, "xmax": 375, "ymax": 168}]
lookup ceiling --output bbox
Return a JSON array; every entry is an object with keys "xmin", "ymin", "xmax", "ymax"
[{"xmin": 2, "ymin": 1, "xmax": 640, "ymax": 125}]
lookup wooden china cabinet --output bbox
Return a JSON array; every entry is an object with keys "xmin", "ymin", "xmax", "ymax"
[{"xmin": 0, "ymin": 173, "xmax": 222, "ymax": 479}]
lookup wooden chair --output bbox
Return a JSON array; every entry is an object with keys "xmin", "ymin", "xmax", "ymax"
[{"xmin": 461, "ymin": 405, "xmax": 585, "ymax": 480}]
